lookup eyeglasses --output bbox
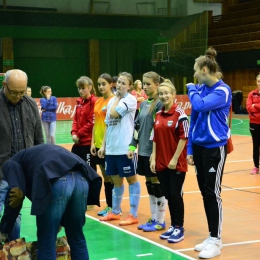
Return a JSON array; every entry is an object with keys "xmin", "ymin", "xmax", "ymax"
[{"xmin": 5, "ymin": 83, "xmax": 27, "ymax": 97}]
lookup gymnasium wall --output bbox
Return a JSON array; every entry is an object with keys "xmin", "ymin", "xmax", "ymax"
[
  {"xmin": 0, "ymin": 1, "xmax": 250, "ymax": 97},
  {"xmin": 1, "ymin": 0, "xmax": 221, "ymax": 16},
  {"xmin": 11, "ymin": 37, "xmax": 158, "ymax": 98}
]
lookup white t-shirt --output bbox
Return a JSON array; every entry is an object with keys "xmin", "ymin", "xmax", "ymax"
[{"xmin": 105, "ymin": 93, "xmax": 137, "ymax": 155}]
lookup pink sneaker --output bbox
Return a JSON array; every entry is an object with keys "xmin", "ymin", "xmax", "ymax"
[{"xmin": 251, "ymin": 167, "xmax": 259, "ymax": 175}]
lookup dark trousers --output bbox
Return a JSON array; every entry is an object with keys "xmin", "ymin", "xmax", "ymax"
[
  {"xmin": 156, "ymin": 169, "xmax": 186, "ymax": 227},
  {"xmin": 193, "ymin": 143, "xmax": 227, "ymax": 238},
  {"xmin": 249, "ymin": 123, "xmax": 260, "ymax": 168},
  {"xmin": 71, "ymin": 145, "xmax": 97, "ymax": 172}
]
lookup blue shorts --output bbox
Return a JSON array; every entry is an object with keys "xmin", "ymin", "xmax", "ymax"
[{"xmin": 105, "ymin": 154, "xmax": 137, "ymax": 177}]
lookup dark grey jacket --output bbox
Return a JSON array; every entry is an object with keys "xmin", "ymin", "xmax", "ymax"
[{"xmin": 0, "ymin": 88, "xmax": 44, "ymax": 179}]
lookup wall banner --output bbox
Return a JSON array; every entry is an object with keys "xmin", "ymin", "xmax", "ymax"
[{"xmin": 34, "ymin": 95, "xmax": 191, "ymax": 121}]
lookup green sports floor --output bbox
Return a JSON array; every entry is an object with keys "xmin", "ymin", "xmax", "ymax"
[{"xmin": 20, "ymin": 116, "xmax": 250, "ymax": 260}]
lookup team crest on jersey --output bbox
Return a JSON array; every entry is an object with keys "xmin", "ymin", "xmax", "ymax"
[
  {"xmin": 102, "ymin": 105, "xmax": 107, "ymax": 112},
  {"xmin": 167, "ymin": 120, "xmax": 173, "ymax": 126},
  {"xmin": 155, "ymin": 120, "xmax": 159, "ymax": 124}
]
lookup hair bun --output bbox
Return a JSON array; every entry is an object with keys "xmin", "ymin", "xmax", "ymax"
[{"xmin": 206, "ymin": 47, "xmax": 217, "ymax": 59}]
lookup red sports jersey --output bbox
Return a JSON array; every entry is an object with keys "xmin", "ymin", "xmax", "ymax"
[{"xmin": 153, "ymin": 104, "xmax": 189, "ymax": 172}]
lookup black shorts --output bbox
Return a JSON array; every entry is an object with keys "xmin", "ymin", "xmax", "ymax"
[
  {"xmin": 71, "ymin": 145, "xmax": 97, "ymax": 171},
  {"xmin": 137, "ymin": 155, "xmax": 156, "ymax": 177},
  {"xmin": 93, "ymin": 148, "xmax": 105, "ymax": 168}
]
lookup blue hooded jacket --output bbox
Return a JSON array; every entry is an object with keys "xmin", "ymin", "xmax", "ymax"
[{"xmin": 187, "ymin": 80, "xmax": 232, "ymax": 155}]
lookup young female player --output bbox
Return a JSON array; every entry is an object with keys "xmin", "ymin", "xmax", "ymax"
[
  {"xmin": 71, "ymin": 76, "xmax": 98, "ymax": 171},
  {"xmin": 98, "ymin": 72, "xmax": 140, "ymax": 226},
  {"xmin": 150, "ymin": 81, "xmax": 189, "ymax": 243},
  {"xmin": 128, "ymin": 71, "xmax": 167, "ymax": 232},
  {"xmin": 91, "ymin": 73, "xmax": 114, "ymax": 216}
]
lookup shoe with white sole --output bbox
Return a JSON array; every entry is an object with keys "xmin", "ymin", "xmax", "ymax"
[
  {"xmin": 198, "ymin": 237, "xmax": 222, "ymax": 259},
  {"xmin": 195, "ymin": 236, "xmax": 223, "ymax": 252}
]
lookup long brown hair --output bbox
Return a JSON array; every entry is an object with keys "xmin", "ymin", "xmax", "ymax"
[
  {"xmin": 76, "ymin": 76, "xmax": 96, "ymax": 95},
  {"xmin": 143, "ymin": 71, "xmax": 164, "ymax": 114},
  {"xmin": 40, "ymin": 86, "xmax": 51, "ymax": 98}
]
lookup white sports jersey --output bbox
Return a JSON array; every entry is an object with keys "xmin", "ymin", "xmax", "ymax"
[{"xmin": 105, "ymin": 93, "xmax": 137, "ymax": 155}]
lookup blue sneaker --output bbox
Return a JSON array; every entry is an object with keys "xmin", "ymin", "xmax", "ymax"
[
  {"xmin": 143, "ymin": 221, "xmax": 166, "ymax": 232},
  {"xmin": 159, "ymin": 226, "xmax": 174, "ymax": 239},
  {"xmin": 137, "ymin": 219, "xmax": 155, "ymax": 230},
  {"xmin": 167, "ymin": 226, "xmax": 184, "ymax": 243},
  {"xmin": 97, "ymin": 206, "xmax": 112, "ymax": 216}
]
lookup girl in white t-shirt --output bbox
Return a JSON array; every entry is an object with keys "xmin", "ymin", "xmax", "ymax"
[{"xmin": 98, "ymin": 72, "xmax": 140, "ymax": 226}]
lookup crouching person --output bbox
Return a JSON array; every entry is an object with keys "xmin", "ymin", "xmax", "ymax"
[{"xmin": 0, "ymin": 144, "xmax": 102, "ymax": 260}]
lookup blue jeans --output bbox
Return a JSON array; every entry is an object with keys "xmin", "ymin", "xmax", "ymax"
[
  {"xmin": 36, "ymin": 171, "xmax": 89, "ymax": 260},
  {"xmin": 0, "ymin": 180, "xmax": 21, "ymax": 240},
  {"xmin": 42, "ymin": 121, "xmax": 56, "ymax": 144}
]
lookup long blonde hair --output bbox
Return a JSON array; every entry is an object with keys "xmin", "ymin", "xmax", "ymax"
[
  {"xmin": 158, "ymin": 81, "xmax": 177, "ymax": 94},
  {"xmin": 133, "ymin": 80, "xmax": 142, "ymax": 91}
]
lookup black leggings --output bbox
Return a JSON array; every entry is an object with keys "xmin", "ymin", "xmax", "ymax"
[
  {"xmin": 249, "ymin": 123, "xmax": 260, "ymax": 168},
  {"xmin": 156, "ymin": 169, "xmax": 186, "ymax": 227}
]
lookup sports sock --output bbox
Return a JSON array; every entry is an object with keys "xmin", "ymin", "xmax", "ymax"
[
  {"xmin": 104, "ymin": 182, "xmax": 114, "ymax": 208},
  {"xmin": 156, "ymin": 196, "xmax": 167, "ymax": 224},
  {"xmin": 112, "ymin": 185, "xmax": 124, "ymax": 215},
  {"xmin": 129, "ymin": 182, "xmax": 141, "ymax": 218},
  {"xmin": 149, "ymin": 194, "xmax": 157, "ymax": 221}
]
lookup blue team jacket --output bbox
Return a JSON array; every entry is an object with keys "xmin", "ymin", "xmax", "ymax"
[{"xmin": 187, "ymin": 80, "xmax": 232, "ymax": 155}]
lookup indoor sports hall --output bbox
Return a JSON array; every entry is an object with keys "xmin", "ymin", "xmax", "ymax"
[
  {"xmin": 20, "ymin": 116, "xmax": 260, "ymax": 260},
  {"xmin": 1, "ymin": 0, "xmax": 260, "ymax": 259}
]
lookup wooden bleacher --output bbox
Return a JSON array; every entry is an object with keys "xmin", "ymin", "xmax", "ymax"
[
  {"xmin": 212, "ymin": 6, "xmax": 260, "ymax": 22},
  {"xmin": 208, "ymin": 0, "xmax": 260, "ymax": 52},
  {"xmin": 228, "ymin": 0, "xmax": 260, "ymax": 12},
  {"xmin": 208, "ymin": 22, "xmax": 260, "ymax": 38},
  {"xmin": 169, "ymin": 0, "xmax": 260, "ymax": 55}
]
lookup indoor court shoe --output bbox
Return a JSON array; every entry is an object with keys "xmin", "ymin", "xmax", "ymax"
[
  {"xmin": 137, "ymin": 218, "xmax": 155, "ymax": 230},
  {"xmin": 167, "ymin": 226, "xmax": 184, "ymax": 243},
  {"xmin": 159, "ymin": 226, "xmax": 174, "ymax": 239},
  {"xmin": 97, "ymin": 206, "xmax": 112, "ymax": 216},
  {"xmin": 251, "ymin": 167, "xmax": 259, "ymax": 175},
  {"xmin": 99, "ymin": 212, "xmax": 121, "ymax": 221},
  {"xmin": 195, "ymin": 236, "xmax": 223, "ymax": 252},
  {"xmin": 198, "ymin": 237, "xmax": 221, "ymax": 259},
  {"xmin": 143, "ymin": 221, "xmax": 166, "ymax": 232},
  {"xmin": 119, "ymin": 214, "xmax": 138, "ymax": 226}
]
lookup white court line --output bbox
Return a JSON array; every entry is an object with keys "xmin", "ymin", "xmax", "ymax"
[
  {"xmin": 178, "ymin": 240, "xmax": 260, "ymax": 252},
  {"xmin": 231, "ymin": 118, "xmax": 243, "ymax": 126},
  {"xmin": 184, "ymin": 185, "xmax": 260, "ymax": 194},
  {"xmin": 136, "ymin": 253, "xmax": 153, "ymax": 257},
  {"xmin": 86, "ymin": 215, "xmax": 196, "ymax": 260},
  {"xmin": 99, "ymin": 185, "xmax": 260, "ymax": 202}
]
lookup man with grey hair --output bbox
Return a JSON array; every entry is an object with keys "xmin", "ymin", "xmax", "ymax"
[{"xmin": 0, "ymin": 69, "xmax": 44, "ymax": 240}]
